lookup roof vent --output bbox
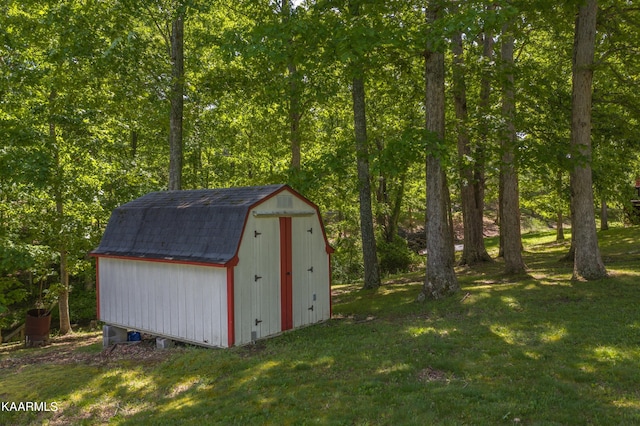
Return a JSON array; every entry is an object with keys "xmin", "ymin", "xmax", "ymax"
[{"xmin": 277, "ymin": 195, "xmax": 293, "ymax": 209}]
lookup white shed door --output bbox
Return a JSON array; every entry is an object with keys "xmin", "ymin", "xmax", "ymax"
[
  {"xmin": 251, "ymin": 220, "xmax": 280, "ymax": 340},
  {"xmin": 292, "ymin": 216, "xmax": 317, "ymax": 326}
]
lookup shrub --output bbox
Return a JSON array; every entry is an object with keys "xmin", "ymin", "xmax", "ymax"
[{"xmin": 377, "ymin": 235, "xmax": 415, "ymax": 275}]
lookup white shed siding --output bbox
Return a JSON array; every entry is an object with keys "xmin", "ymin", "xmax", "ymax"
[
  {"xmin": 291, "ymin": 214, "xmax": 331, "ymax": 326},
  {"xmin": 234, "ymin": 214, "xmax": 282, "ymax": 345},
  {"xmin": 99, "ymin": 257, "xmax": 228, "ymax": 347}
]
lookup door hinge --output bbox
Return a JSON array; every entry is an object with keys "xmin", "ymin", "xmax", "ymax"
[
  {"xmin": 308, "ymin": 305, "xmax": 314, "ymax": 311},
  {"xmin": 307, "ymin": 227, "xmax": 313, "ymax": 234},
  {"xmin": 254, "ymin": 230, "xmax": 262, "ymax": 237},
  {"xmin": 255, "ymin": 318, "xmax": 263, "ymax": 326},
  {"xmin": 254, "ymin": 275, "xmax": 262, "ymax": 282},
  {"xmin": 307, "ymin": 266, "xmax": 314, "ymax": 272}
]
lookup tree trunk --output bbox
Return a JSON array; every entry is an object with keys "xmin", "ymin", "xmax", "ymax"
[
  {"xmin": 419, "ymin": 4, "xmax": 458, "ymax": 300},
  {"xmin": 288, "ymin": 61, "xmax": 302, "ymax": 171},
  {"xmin": 557, "ymin": 211, "xmax": 565, "ymax": 241},
  {"xmin": 130, "ymin": 129, "xmax": 138, "ymax": 158},
  {"xmin": 169, "ymin": 15, "xmax": 184, "ymax": 191},
  {"xmin": 570, "ymin": 0, "xmax": 606, "ymax": 280},
  {"xmin": 352, "ymin": 75, "xmax": 381, "ymax": 290},
  {"xmin": 49, "ymin": 91, "xmax": 72, "ymax": 335},
  {"xmin": 499, "ymin": 26, "xmax": 526, "ymax": 275},
  {"xmin": 555, "ymin": 169, "xmax": 565, "ymax": 241},
  {"xmin": 600, "ymin": 199, "xmax": 609, "ymax": 231},
  {"xmin": 452, "ymin": 31, "xmax": 491, "ymax": 265},
  {"xmin": 283, "ymin": 0, "xmax": 302, "ymax": 171}
]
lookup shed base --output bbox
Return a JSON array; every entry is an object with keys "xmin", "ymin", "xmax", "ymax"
[
  {"xmin": 103, "ymin": 325, "xmax": 128, "ymax": 347},
  {"xmin": 156, "ymin": 337, "xmax": 175, "ymax": 349}
]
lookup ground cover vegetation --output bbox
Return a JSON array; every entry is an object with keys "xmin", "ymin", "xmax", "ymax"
[
  {"xmin": 1, "ymin": 226, "xmax": 640, "ymax": 424},
  {"xmin": 1, "ymin": 1, "xmax": 640, "ymax": 418}
]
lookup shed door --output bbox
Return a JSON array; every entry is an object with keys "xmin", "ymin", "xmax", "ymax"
[
  {"xmin": 252, "ymin": 221, "xmax": 280, "ymax": 341},
  {"xmin": 280, "ymin": 217, "xmax": 293, "ymax": 331}
]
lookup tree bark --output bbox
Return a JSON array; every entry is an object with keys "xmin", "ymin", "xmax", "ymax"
[
  {"xmin": 570, "ymin": 0, "xmax": 606, "ymax": 280},
  {"xmin": 600, "ymin": 199, "xmax": 609, "ymax": 231},
  {"xmin": 557, "ymin": 211, "xmax": 565, "ymax": 241},
  {"xmin": 283, "ymin": 0, "xmax": 302, "ymax": 171},
  {"xmin": 169, "ymin": 15, "xmax": 184, "ymax": 191},
  {"xmin": 288, "ymin": 61, "xmax": 302, "ymax": 171},
  {"xmin": 352, "ymin": 75, "xmax": 381, "ymax": 290},
  {"xmin": 419, "ymin": 4, "xmax": 458, "ymax": 300},
  {"xmin": 555, "ymin": 170, "xmax": 565, "ymax": 241},
  {"xmin": 452, "ymin": 31, "xmax": 491, "ymax": 266},
  {"xmin": 499, "ymin": 25, "xmax": 526, "ymax": 275}
]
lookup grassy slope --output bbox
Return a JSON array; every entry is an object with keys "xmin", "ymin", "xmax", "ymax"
[{"xmin": 1, "ymin": 227, "xmax": 640, "ymax": 425}]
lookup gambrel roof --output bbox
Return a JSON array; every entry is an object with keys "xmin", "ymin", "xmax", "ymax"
[{"xmin": 92, "ymin": 184, "xmax": 289, "ymax": 265}]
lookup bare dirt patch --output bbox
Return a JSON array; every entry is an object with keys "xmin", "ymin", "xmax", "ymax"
[{"xmin": 0, "ymin": 332, "xmax": 176, "ymax": 370}]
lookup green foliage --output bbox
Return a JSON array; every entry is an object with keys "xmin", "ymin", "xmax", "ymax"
[
  {"xmin": 0, "ymin": 278, "xmax": 28, "ymax": 327},
  {"xmin": 69, "ymin": 289, "xmax": 97, "ymax": 323},
  {"xmin": 376, "ymin": 234, "xmax": 416, "ymax": 275}
]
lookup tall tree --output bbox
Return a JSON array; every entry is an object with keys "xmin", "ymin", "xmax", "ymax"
[
  {"xmin": 498, "ymin": 21, "xmax": 526, "ymax": 275},
  {"xmin": 49, "ymin": 91, "xmax": 72, "ymax": 335},
  {"xmin": 419, "ymin": 3, "xmax": 458, "ymax": 300},
  {"xmin": 569, "ymin": 0, "xmax": 606, "ymax": 280},
  {"xmin": 451, "ymin": 25, "xmax": 491, "ymax": 266},
  {"xmin": 349, "ymin": 1, "xmax": 381, "ymax": 290},
  {"xmin": 282, "ymin": 0, "xmax": 303, "ymax": 171}
]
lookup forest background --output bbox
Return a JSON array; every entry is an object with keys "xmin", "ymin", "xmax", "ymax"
[{"xmin": 1, "ymin": 0, "xmax": 638, "ymax": 335}]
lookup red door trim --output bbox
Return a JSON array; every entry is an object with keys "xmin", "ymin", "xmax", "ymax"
[{"xmin": 280, "ymin": 217, "xmax": 293, "ymax": 331}]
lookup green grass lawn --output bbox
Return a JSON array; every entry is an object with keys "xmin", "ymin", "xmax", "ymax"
[{"xmin": 2, "ymin": 226, "xmax": 640, "ymax": 425}]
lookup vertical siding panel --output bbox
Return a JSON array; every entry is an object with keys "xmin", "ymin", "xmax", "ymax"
[
  {"xmin": 162, "ymin": 267, "xmax": 171, "ymax": 336},
  {"xmin": 220, "ymin": 273, "xmax": 228, "ymax": 346},
  {"xmin": 116, "ymin": 263, "xmax": 125, "ymax": 325},
  {"xmin": 133, "ymin": 264, "xmax": 142, "ymax": 329},
  {"xmin": 145, "ymin": 264, "xmax": 153, "ymax": 331},
  {"xmin": 178, "ymin": 266, "xmax": 186, "ymax": 340},
  {"xmin": 190, "ymin": 273, "xmax": 200, "ymax": 342},
  {"xmin": 98, "ymin": 260, "xmax": 108, "ymax": 322},
  {"xmin": 202, "ymin": 273, "xmax": 213, "ymax": 345},
  {"xmin": 98, "ymin": 260, "xmax": 107, "ymax": 322},
  {"xmin": 108, "ymin": 259, "xmax": 118, "ymax": 323},
  {"xmin": 214, "ymin": 271, "xmax": 224, "ymax": 346},
  {"xmin": 172, "ymin": 267, "xmax": 180, "ymax": 337}
]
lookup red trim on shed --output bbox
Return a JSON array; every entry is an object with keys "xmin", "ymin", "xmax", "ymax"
[
  {"xmin": 280, "ymin": 217, "xmax": 293, "ymax": 331},
  {"xmin": 226, "ymin": 264, "xmax": 235, "ymax": 347}
]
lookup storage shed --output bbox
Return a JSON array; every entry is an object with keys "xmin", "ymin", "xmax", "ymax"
[{"xmin": 91, "ymin": 184, "xmax": 333, "ymax": 348}]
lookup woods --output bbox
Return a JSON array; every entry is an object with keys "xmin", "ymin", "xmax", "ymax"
[{"xmin": 1, "ymin": 0, "xmax": 639, "ymax": 328}]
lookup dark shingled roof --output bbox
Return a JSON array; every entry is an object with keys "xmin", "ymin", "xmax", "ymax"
[{"xmin": 92, "ymin": 184, "xmax": 287, "ymax": 265}]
